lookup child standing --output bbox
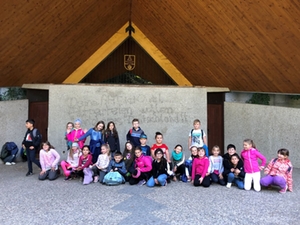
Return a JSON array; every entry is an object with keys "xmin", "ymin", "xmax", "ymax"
[
  {"xmin": 208, "ymin": 145, "xmax": 225, "ymax": 185},
  {"xmin": 139, "ymin": 134, "xmax": 151, "ymax": 156},
  {"xmin": 260, "ymin": 148, "xmax": 293, "ymax": 193},
  {"xmin": 65, "ymin": 122, "xmax": 74, "ymax": 150},
  {"xmin": 188, "ymin": 119, "xmax": 208, "ymax": 156},
  {"xmin": 172, "ymin": 144, "xmax": 185, "ymax": 181},
  {"xmin": 60, "ymin": 142, "xmax": 82, "ymax": 180},
  {"xmin": 92, "ymin": 144, "xmax": 111, "ymax": 183},
  {"xmin": 185, "ymin": 146, "xmax": 199, "ymax": 182},
  {"xmin": 75, "ymin": 145, "xmax": 93, "ymax": 184},
  {"xmin": 126, "ymin": 118, "xmax": 144, "ymax": 147},
  {"xmin": 104, "ymin": 121, "xmax": 120, "ymax": 157},
  {"xmin": 224, "ymin": 153, "xmax": 245, "ymax": 189},
  {"xmin": 38, "ymin": 141, "xmax": 61, "ymax": 181},
  {"xmin": 150, "ymin": 132, "xmax": 170, "ymax": 163},
  {"xmin": 129, "ymin": 147, "xmax": 152, "ymax": 186},
  {"xmin": 191, "ymin": 147, "xmax": 210, "ymax": 187},
  {"xmin": 77, "ymin": 121, "xmax": 105, "ymax": 163},
  {"xmin": 22, "ymin": 119, "xmax": 42, "ymax": 176},
  {"xmin": 241, "ymin": 139, "xmax": 266, "ymax": 192},
  {"xmin": 147, "ymin": 149, "xmax": 169, "ymax": 187},
  {"xmin": 66, "ymin": 119, "xmax": 86, "ymax": 149}
]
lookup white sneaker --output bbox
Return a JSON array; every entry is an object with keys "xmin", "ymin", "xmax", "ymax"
[
  {"xmin": 11, "ymin": 162, "xmax": 16, "ymax": 165},
  {"xmin": 226, "ymin": 183, "xmax": 232, "ymax": 188},
  {"xmin": 5, "ymin": 162, "xmax": 12, "ymax": 165}
]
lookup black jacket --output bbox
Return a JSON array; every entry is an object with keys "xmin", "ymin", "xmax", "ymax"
[{"xmin": 22, "ymin": 128, "xmax": 42, "ymax": 149}]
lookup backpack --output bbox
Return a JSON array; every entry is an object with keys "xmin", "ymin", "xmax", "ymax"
[
  {"xmin": 190, "ymin": 129, "xmax": 204, "ymax": 142},
  {"xmin": 0, "ymin": 142, "xmax": 18, "ymax": 160},
  {"xmin": 272, "ymin": 158, "xmax": 292, "ymax": 173},
  {"xmin": 31, "ymin": 128, "xmax": 42, "ymax": 146},
  {"xmin": 103, "ymin": 171, "xmax": 125, "ymax": 186}
]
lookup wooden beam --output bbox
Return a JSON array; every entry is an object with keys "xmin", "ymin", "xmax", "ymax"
[
  {"xmin": 131, "ymin": 22, "xmax": 192, "ymax": 86},
  {"xmin": 63, "ymin": 23, "xmax": 128, "ymax": 83}
]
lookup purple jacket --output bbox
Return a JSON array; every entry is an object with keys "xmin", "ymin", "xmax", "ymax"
[
  {"xmin": 241, "ymin": 148, "xmax": 266, "ymax": 173},
  {"xmin": 135, "ymin": 155, "xmax": 152, "ymax": 173}
]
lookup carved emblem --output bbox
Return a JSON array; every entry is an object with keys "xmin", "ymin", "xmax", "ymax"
[{"xmin": 124, "ymin": 55, "xmax": 135, "ymax": 71}]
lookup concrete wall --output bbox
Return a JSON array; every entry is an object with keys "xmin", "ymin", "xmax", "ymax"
[
  {"xmin": 0, "ymin": 99, "xmax": 28, "ymax": 158},
  {"xmin": 48, "ymin": 85, "xmax": 207, "ymax": 160},
  {"xmin": 225, "ymin": 102, "xmax": 300, "ymax": 167}
]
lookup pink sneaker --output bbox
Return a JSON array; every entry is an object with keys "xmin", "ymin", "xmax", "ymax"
[
  {"xmin": 93, "ymin": 176, "xmax": 99, "ymax": 183},
  {"xmin": 279, "ymin": 185, "xmax": 287, "ymax": 194}
]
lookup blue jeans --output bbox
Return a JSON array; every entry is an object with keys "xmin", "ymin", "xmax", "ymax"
[
  {"xmin": 210, "ymin": 173, "xmax": 225, "ymax": 185},
  {"xmin": 147, "ymin": 174, "xmax": 167, "ymax": 187},
  {"xmin": 227, "ymin": 172, "xmax": 244, "ymax": 189}
]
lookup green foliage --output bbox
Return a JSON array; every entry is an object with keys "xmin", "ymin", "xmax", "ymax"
[
  {"xmin": 102, "ymin": 72, "xmax": 153, "ymax": 85},
  {"xmin": 0, "ymin": 87, "xmax": 26, "ymax": 101},
  {"xmin": 288, "ymin": 95, "xmax": 300, "ymax": 100},
  {"xmin": 246, "ymin": 93, "xmax": 270, "ymax": 105}
]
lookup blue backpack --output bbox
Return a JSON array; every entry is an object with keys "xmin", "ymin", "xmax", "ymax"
[
  {"xmin": 103, "ymin": 171, "xmax": 125, "ymax": 186},
  {"xmin": 0, "ymin": 142, "xmax": 18, "ymax": 160}
]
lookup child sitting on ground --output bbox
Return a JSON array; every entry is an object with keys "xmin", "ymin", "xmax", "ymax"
[
  {"xmin": 185, "ymin": 145, "xmax": 198, "ymax": 182},
  {"xmin": 260, "ymin": 148, "xmax": 293, "ymax": 193},
  {"xmin": 191, "ymin": 147, "xmax": 210, "ymax": 187},
  {"xmin": 208, "ymin": 145, "xmax": 225, "ymax": 185},
  {"xmin": 107, "ymin": 151, "xmax": 127, "ymax": 178},
  {"xmin": 147, "ymin": 148, "xmax": 170, "ymax": 187},
  {"xmin": 75, "ymin": 145, "xmax": 93, "ymax": 184},
  {"xmin": 123, "ymin": 141, "xmax": 135, "ymax": 181},
  {"xmin": 224, "ymin": 153, "xmax": 245, "ymax": 189},
  {"xmin": 92, "ymin": 144, "xmax": 110, "ymax": 183},
  {"xmin": 222, "ymin": 144, "xmax": 240, "ymax": 183},
  {"xmin": 172, "ymin": 144, "xmax": 185, "ymax": 181},
  {"xmin": 129, "ymin": 147, "xmax": 152, "ymax": 186},
  {"xmin": 61, "ymin": 142, "xmax": 82, "ymax": 180},
  {"xmin": 39, "ymin": 141, "xmax": 60, "ymax": 181}
]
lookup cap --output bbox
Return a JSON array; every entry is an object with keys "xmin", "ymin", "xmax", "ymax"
[
  {"xmin": 72, "ymin": 142, "xmax": 79, "ymax": 148},
  {"xmin": 140, "ymin": 134, "xmax": 147, "ymax": 139}
]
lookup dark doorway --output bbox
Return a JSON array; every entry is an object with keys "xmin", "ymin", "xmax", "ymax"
[
  {"xmin": 29, "ymin": 101, "xmax": 48, "ymax": 142},
  {"xmin": 207, "ymin": 93, "xmax": 225, "ymax": 154}
]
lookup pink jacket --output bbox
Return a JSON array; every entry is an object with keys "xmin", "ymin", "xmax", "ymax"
[
  {"xmin": 39, "ymin": 149, "xmax": 60, "ymax": 171},
  {"xmin": 191, "ymin": 156, "xmax": 209, "ymax": 180},
  {"xmin": 241, "ymin": 148, "xmax": 266, "ymax": 173},
  {"xmin": 265, "ymin": 158, "xmax": 293, "ymax": 191},
  {"xmin": 67, "ymin": 128, "xmax": 85, "ymax": 149},
  {"xmin": 135, "ymin": 155, "xmax": 152, "ymax": 173}
]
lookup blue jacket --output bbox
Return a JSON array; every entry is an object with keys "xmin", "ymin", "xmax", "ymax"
[
  {"xmin": 126, "ymin": 127, "xmax": 144, "ymax": 147},
  {"xmin": 78, "ymin": 128, "xmax": 104, "ymax": 146},
  {"xmin": 107, "ymin": 159, "xmax": 127, "ymax": 175}
]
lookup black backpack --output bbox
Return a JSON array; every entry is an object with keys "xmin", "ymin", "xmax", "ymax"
[{"xmin": 0, "ymin": 142, "xmax": 18, "ymax": 160}]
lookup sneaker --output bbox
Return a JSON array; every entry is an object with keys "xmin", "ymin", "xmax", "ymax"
[
  {"xmin": 226, "ymin": 183, "xmax": 232, "ymax": 188},
  {"xmin": 11, "ymin": 162, "xmax": 16, "ymax": 165},
  {"xmin": 64, "ymin": 176, "xmax": 71, "ymax": 181},
  {"xmin": 26, "ymin": 172, "xmax": 33, "ymax": 176},
  {"xmin": 93, "ymin": 176, "xmax": 99, "ymax": 183},
  {"xmin": 5, "ymin": 162, "xmax": 11, "ymax": 165},
  {"xmin": 137, "ymin": 179, "xmax": 146, "ymax": 186},
  {"xmin": 279, "ymin": 185, "xmax": 288, "ymax": 194}
]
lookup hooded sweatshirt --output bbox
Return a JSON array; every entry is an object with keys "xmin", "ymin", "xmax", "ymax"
[{"xmin": 241, "ymin": 148, "xmax": 266, "ymax": 173}]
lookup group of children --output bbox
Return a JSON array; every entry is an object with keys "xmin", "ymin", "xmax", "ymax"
[{"xmin": 24, "ymin": 118, "xmax": 293, "ymax": 193}]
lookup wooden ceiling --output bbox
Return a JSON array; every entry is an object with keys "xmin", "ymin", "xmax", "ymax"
[{"xmin": 1, "ymin": 0, "xmax": 299, "ymax": 93}]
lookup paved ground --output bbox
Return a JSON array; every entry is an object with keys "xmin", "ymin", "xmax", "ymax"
[{"xmin": 0, "ymin": 162, "xmax": 299, "ymax": 225}]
